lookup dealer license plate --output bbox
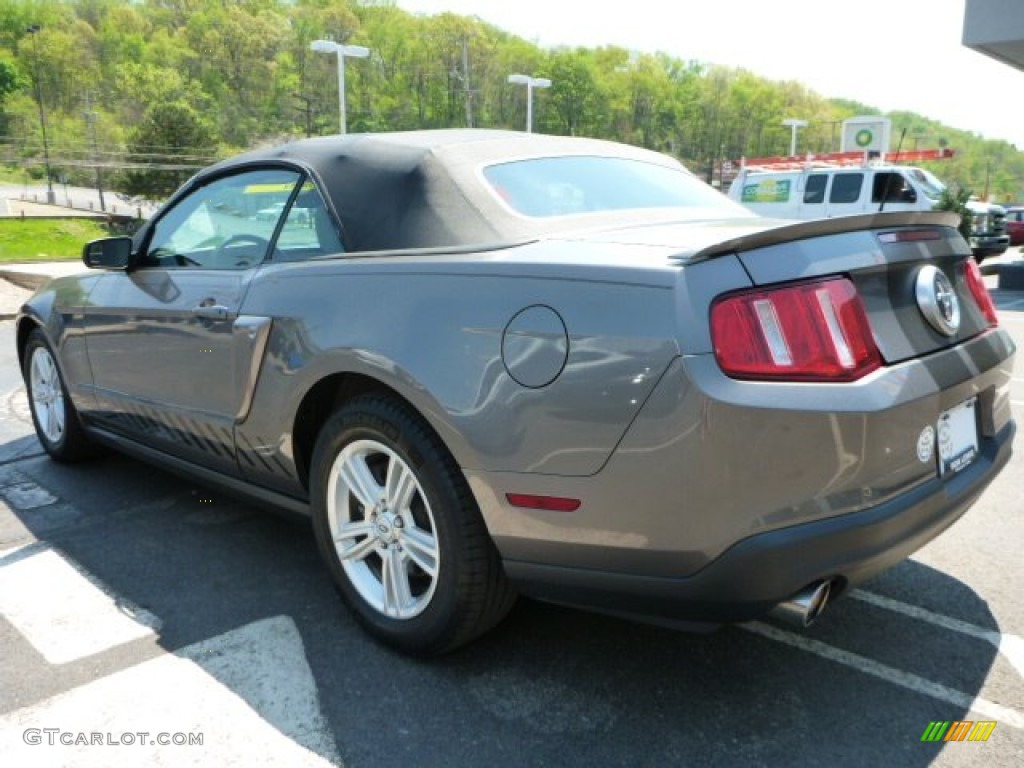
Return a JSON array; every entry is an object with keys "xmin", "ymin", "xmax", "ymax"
[{"xmin": 937, "ymin": 397, "xmax": 978, "ymax": 476}]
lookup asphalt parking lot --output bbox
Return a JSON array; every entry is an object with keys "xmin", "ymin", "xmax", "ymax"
[{"xmin": 0, "ymin": 288, "xmax": 1021, "ymax": 767}]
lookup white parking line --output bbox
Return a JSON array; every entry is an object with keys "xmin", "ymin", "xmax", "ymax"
[
  {"xmin": 850, "ymin": 590, "xmax": 1024, "ymax": 680},
  {"xmin": 0, "ymin": 544, "xmax": 160, "ymax": 664},
  {"xmin": 0, "ymin": 616, "xmax": 341, "ymax": 767},
  {"xmin": 742, "ymin": 621, "xmax": 1024, "ymax": 730}
]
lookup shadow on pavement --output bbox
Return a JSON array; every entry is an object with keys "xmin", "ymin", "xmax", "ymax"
[{"xmin": 0, "ymin": 446, "xmax": 1012, "ymax": 767}]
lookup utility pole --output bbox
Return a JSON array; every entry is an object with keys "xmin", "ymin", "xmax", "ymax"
[
  {"xmin": 26, "ymin": 24, "xmax": 56, "ymax": 205},
  {"xmin": 83, "ymin": 93, "xmax": 106, "ymax": 212},
  {"xmin": 292, "ymin": 93, "xmax": 314, "ymax": 137},
  {"xmin": 461, "ymin": 37, "xmax": 474, "ymax": 128}
]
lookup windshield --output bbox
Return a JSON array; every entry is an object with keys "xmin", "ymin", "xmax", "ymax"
[
  {"xmin": 483, "ymin": 156, "xmax": 751, "ymax": 219},
  {"xmin": 904, "ymin": 168, "xmax": 946, "ymax": 201}
]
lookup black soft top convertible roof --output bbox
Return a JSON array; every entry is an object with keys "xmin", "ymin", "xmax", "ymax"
[{"xmin": 204, "ymin": 129, "xmax": 689, "ymax": 252}]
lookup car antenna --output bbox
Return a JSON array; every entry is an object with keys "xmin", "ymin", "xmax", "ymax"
[{"xmin": 878, "ymin": 127, "xmax": 907, "ymax": 213}]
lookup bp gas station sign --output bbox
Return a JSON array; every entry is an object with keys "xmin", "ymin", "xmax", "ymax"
[{"xmin": 841, "ymin": 117, "xmax": 891, "ymax": 154}]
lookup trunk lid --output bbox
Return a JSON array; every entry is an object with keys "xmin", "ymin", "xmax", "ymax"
[{"xmin": 568, "ymin": 210, "xmax": 993, "ymax": 364}]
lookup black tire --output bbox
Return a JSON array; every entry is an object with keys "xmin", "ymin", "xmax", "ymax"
[
  {"xmin": 310, "ymin": 394, "xmax": 515, "ymax": 655},
  {"xmin": 22, "ymin": 328, "xmax": 97, "ymax": 462}
]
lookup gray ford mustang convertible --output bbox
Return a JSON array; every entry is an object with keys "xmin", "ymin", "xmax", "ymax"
[{"xmin": 17, "ymin": 129, "xmax": 1016, "ymax": 655}]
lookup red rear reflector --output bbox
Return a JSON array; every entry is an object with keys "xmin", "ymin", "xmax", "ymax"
[
  {"xmin": 963, "ymin": 258, "xmax": 999, "ymax": 327},
  {"xmin": 711, "ymin": 278, "xmax": 882, "ymax": 382},
  {"xmin": 506, "ymin": 494, "xmax": 581, "ymax": 512}
]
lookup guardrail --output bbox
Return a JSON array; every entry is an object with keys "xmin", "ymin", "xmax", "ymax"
[{"xmin": 14, "ymin": 191, "xmax": 159, "ymax": 220}]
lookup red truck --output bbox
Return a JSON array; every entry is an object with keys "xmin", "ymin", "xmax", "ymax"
[{"xmin": 1007, "ymin": 206, "xmax": 1024, "ymax": 246}]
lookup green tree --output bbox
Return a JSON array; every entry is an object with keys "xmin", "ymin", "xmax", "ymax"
[
  {"xmin": 935, "ymin": 187, "xmax": 974, "ymax": 240},
  {"xmin": 0, "ymin": 53, "xmax": 23, "ymax": 132},
  {"xmin": 543, "ymin": 48, "xmax": 602, "ymax": 136},
  {"xmin": 1, "ymin": 0, "xmax": 1022, "ymax": 202},
  {"xmin": 123, "ymin": 100, "xmax": 216, "ymax": 198}
]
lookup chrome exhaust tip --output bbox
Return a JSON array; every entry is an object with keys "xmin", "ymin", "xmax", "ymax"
[{"xmin": 769, "ymin": 581, "xmax": 832, "ymax": 628}]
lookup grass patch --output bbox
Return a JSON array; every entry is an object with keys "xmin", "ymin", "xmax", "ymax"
[
  {"xmin": 0, "ymin": 166, "xmax": 33, "ymax": 184},
  {"xmin": 0, "ymin": 218, "xmax": 111, "ymax": 262}
]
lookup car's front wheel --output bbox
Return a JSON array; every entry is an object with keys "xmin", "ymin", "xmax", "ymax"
[
  {"xmin": 22, "ymin": 328, "xmax": 96, "ymax": 462},
  {"xmin": 310, "ymin": 395, "xmax": 515, "ymax": 655}
]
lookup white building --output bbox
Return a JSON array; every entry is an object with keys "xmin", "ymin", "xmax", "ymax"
[{"xmin": 963, "ymin": 0, "xmax": 1024, "ymax": 71}]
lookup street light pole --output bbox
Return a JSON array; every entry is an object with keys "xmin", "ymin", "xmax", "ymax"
[
  {"xmin": 310, "ymin": 40, "xmax": 370, "ymax": 134},
  {"xmin": 782, "ymin": 118, "xmax": 808, "ymax": 157},
  {"xmin": 507, "ymin": 74, "xmax": 551, "ymax": 133},
  {"xmin": 26, "ymin": 24, "xmax": 56, "ymax": 204}
]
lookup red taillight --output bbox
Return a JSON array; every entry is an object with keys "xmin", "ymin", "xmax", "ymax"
[
  {"xmin": 963, "ymin": 258, "xmax": 999, "ymax": 327},
  {"xmin": 711, "ymin": 278, "xmax": 882, "ymax": 382}
]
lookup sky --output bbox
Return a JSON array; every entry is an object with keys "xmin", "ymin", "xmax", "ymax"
[{"xmin": 397, "ymin": 0, "xmax": 1024, "ymax": 150}]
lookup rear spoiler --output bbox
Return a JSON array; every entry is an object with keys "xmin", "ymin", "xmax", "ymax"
[{"xmin": 686, "ymin": 211, "xmax": 961, "ymax": 264}]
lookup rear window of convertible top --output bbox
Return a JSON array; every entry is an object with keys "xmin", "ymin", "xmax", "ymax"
[{"xmin": 482, "ymin": 155, "xmax": 736, "ymax": 218}]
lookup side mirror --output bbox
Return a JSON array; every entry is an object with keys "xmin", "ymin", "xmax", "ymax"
[
  {"xmin": 900, "ymin": 188, "xmax": 917, "ymax": 203},
  {"xmin": 83, "ymin": 237, "xmax": 132, "ymax": 270}
]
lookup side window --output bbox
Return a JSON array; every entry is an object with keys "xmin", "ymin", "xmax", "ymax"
[
  {"xmin": 273, "ymin": 182, "xmax": 345, "ymax": 262},
  {"xmin": 829, "ymin": 173, "xmax": 864, "ymax": 204},
  {"xmin": 803, "ymin": 174, "xmax": 827, "ymax": 204},
  {"xmin": 142, "ymin": 169, "xmax": 301, "ymax": 269},
  {"xmin": 872, "ymin": 172, "xmax": 916, "ymax": 203}
]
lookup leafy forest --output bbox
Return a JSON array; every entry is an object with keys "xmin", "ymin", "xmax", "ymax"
[{"xmin": 1, "ymin": 0, "xmax": 1023, "ymax": 201}]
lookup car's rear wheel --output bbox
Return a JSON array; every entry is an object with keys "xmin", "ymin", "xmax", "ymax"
[
  {"xmin": 310, "ymin": 394, "xmax": 515, "ymax": 655},
  {"xmin": 22, "ymin": 328, "xmax": 96, "ymax": 462}
]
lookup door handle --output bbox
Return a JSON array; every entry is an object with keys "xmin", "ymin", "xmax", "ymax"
[{"xmin": 191, "ymin": 303, "xmax": 231, "ymax": 321}]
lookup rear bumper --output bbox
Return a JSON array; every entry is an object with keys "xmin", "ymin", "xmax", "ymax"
[
  {"xmin": 504, "ymin": 420, "xmax": 1014, "ymax": 625},
  {"xmin": 473, "ymin": 326, "xmax": 1015, "ymax": 626}
]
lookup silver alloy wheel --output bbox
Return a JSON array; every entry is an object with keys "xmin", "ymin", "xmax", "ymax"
[
  {"xmin": 326, "ymin": 439, "xmax": 440, "ymax": 619},
  {"xmin": 29, "ymin": 346, "xmax": 66, "ymax": 445}
]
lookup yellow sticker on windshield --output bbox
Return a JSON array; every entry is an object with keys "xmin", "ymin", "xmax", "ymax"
[{"xmin": 243, "ymin": 183, "xmax": 297, "ymax": 194}]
